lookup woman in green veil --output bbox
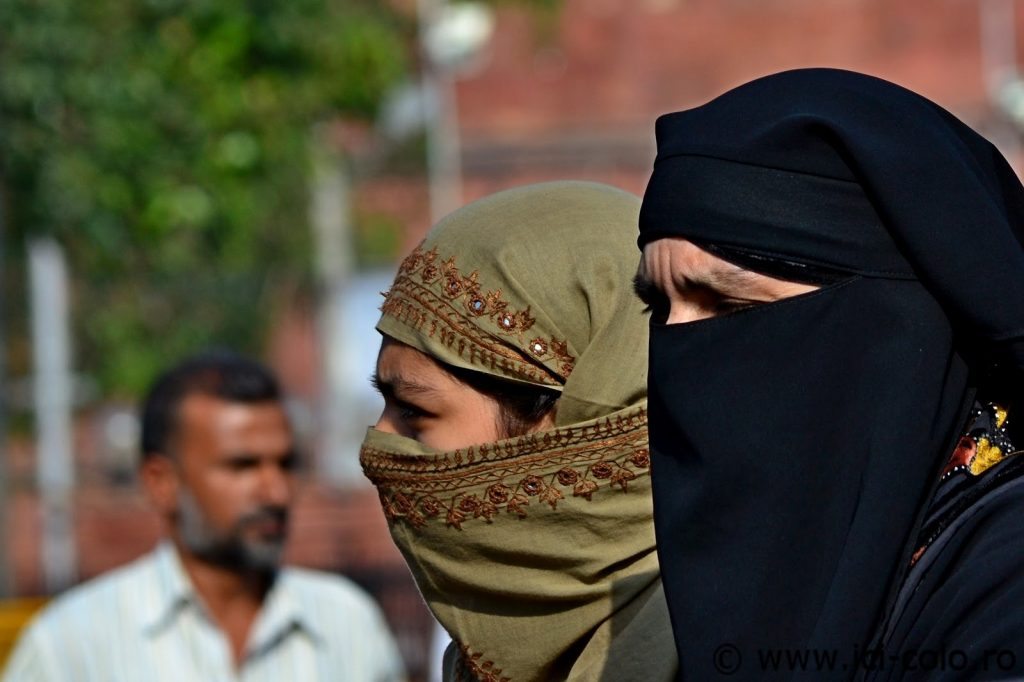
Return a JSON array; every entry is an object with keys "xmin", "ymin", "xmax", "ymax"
[{"xmin": 360, "ymin": 181, "xmax": 675, "ymax": 681}]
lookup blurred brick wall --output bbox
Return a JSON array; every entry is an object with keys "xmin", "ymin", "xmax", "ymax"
[
  {"xmin": 458, "ymin": 0, "xmax": 995, "ymax": 137},
  {"xmin": 362, "ymin": 0, "xmax": 1024, "ymax": 242}
]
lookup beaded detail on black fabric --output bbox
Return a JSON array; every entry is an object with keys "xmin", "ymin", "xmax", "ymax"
[
  {"xmin": 909, "ymin": 402, "xmax": 1017, "ymax": 566},
  {"xmin": 940, "ymin": 403, "xmax": 1014, "ymax": 480}
]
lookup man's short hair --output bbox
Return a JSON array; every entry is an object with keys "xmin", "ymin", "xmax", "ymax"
[{"xmin": 140, "ymin": 351, "xmax": 282, "ymax": 460}]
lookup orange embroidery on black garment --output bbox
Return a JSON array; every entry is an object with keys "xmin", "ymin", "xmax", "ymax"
[
  {"xmin": 456, "ymin": 644, "xmax": 511, "ymax": 682},
  {"xmin": 940, "ymin": 403, "xmax": 1014, "ymax": 480},
  {"xmin": 362, "ymin": 410, "xmax": 649, "ymax": 530},
  {"xmin": 381, "ymin": 244, "xmax": 576, "ymax": 383}
]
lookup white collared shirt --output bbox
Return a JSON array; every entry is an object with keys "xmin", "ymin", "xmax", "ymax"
[{"xmin": 2, "ymin": 543, "xmax": 405, "ymax": 682}]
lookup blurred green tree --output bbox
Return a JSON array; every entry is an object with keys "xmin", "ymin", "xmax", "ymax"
[{"xmin": 0, "ymin": 0, "xmax": 410, "ymax": 395}]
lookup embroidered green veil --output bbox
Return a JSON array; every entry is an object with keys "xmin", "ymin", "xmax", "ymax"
[{"xmin": 360, "ymin": 181, "xmax": 675, "ymax": 681}]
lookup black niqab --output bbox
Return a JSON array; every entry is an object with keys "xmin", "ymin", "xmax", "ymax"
[{"xmin": 639, "ymin": 69, "xmax": 1024, "ymax": 680}]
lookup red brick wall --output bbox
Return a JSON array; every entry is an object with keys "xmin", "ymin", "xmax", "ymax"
[
  {"xmin": 458, "ymin": 0, "xmax": 997, "ymax": 137},
  {"xmin": 361, "ymin": 0, "xmax": 1024, "ymax": 241}
]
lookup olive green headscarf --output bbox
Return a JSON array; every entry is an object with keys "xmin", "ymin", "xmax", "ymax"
[{"xmin": 360, "ymin": 181, "xmax": 675, "ymax": 681}]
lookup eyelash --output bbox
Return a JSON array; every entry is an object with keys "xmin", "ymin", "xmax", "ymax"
[
  {"xmin": 397, "ymin": 400, "xmax": 429, "ymax": 422},
  {"xmin": 714, "ymin": 300, "xmax": 757, "ymax": 314},
  {"xmin": 370, "ymin": 374, "xmax": 434, "ymax": 424},
  {"xmin": 642, "ymin": 298, "xmax": 757, "ymax": 320}
]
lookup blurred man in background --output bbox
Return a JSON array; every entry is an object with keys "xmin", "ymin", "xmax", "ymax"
[{"xmin": 3, "ymin": 351, "xmax": 405, "ymax": 681}]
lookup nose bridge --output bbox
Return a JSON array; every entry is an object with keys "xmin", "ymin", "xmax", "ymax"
[
  {"xmin": 667, "ymin": 302, "xmax": 688, "ymax": 325},
  {"xmin": 374, "ymin": 409, "xmax": 398, "ymax": 435},
  {"xmin": 259, "ymin": 458, "xmax": 293, "ymax": 505},
  {"xmin": 668, "ymin": 302, "xmax": 708, "ymax": 325}
]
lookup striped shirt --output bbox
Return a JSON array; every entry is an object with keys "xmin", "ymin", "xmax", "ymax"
[{"xmin": 2, "ymin": 543, "xmax": 405, "ymax": 682}]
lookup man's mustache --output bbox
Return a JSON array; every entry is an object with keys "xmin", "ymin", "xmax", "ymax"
[{"xmin": 236, "ymin": 506, "xmax": 289, "ymax": 531}]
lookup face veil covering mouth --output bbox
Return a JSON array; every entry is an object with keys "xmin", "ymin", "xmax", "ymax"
[
  {"xmin": 360, "ymin": 181, "xmax": 676, "ymax": 681},
  {"xmin": 638, "ymin": 69, "xmax": 1024, "ymax": 680}
]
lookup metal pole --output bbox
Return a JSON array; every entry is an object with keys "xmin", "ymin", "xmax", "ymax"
[
  {"xmin": 418, "ymin": 0, "xmax": 463, "ymax": 223},
  {"xmin": 981, "ymin": 0, "xmax": 1023, "ymax": 167},
  {"xmin": 981, "ymin": 0, "xmax": 1018, "ymax": 98},
  {"xmin": 0, "ymin": 187, "xmax": 10, "ymax": 597},
  {"xmin": 309, "ymin": 126, "xmax": 360, "ymax": 485},
  {"xmin": 28, "ymin": 237, "xmax": 76, "ymax": 592}
]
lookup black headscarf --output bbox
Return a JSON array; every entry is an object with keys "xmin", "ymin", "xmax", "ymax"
[{"xmin": 638, "ymin": 68, "xmax": 1024, "ymax": 680}]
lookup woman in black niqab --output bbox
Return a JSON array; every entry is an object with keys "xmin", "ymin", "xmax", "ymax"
[{"xmin": 638, "ymin": 68, "xmax": 1024, "ymax": 680}]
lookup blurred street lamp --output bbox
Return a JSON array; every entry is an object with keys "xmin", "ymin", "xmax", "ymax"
[
  {"xmin": 423, "ymin": 2, "xmax": 495, "ymax": 71},
  {"xmin": 308, "ymin": 4, "xmax": 493, "ymax": 486},
  {"xmin": 417, "ymin": 0, "xmax": 495, "ymax": 222}
]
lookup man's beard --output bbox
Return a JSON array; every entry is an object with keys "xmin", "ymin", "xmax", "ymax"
[{"xmin": 176, "ymin": 489, "xmax": 289, "ymax": 575}]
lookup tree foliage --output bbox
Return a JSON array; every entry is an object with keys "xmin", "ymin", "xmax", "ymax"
[{"xmin": 0, "ymin": 0, "xmax": 410, "ymax": 395}]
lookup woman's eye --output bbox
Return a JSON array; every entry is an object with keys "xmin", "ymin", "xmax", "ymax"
[
  {"xmin": 713, "ymin": 299, "xmax": 757, "ymax": 315},
  {"xmin": 399, "ymin": 406, "xmax": 421, "ymax": 421},
  {"xmin": 397, "ymin": 400, "xmax": 430, "ymax": 422}
]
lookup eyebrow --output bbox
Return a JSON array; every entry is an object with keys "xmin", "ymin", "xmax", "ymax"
[
  {"xmin": 219, "ymin": 448, "xmax": 300, "ymax": 465},
  {"xmin": 634, "ymin": 259, "xmax": 759, "ymax": 301},
  {"xmin": 690, "ymin": 265, "xmax": 760, "ymax": 295},
  {"xmin": 370, "ymin": 372, "xmax": 439, "ymax": 399}
]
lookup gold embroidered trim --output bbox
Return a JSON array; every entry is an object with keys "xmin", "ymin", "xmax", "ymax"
[
  {"xmin": 456, "ymin": 644, "xmax": 510, "ymax": 682},
  {"xmin": 362, "ymin": 410, "xmax": 649, "ymax": 530},
  {"xmin": 970, "ymin": 436, "xmax": 1008, "ymax": 475},
  {"xmin": 380, "ymin": 244, "xmax": 576, "ymax": 384},
  {"xmin": 941, "ymin": 403, "xmax": 1014, "ymax": 479}
]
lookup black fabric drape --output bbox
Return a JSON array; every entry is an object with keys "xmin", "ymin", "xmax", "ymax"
[
  {"xmin": 638, "ymin": 68, "xmax": 1024, "ymax": 680},
  {"xmin": 873, "ymin": 455, "xmax": 1024, "ymax": 681}
]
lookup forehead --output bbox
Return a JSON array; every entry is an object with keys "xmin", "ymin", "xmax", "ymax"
[
  {"xmin": 175, "ymin": 394, "xmax": 292, "ymax": 459},
  {"xmin": 376, "ymin": 339, "xmax": 456, "ymax": 389}
]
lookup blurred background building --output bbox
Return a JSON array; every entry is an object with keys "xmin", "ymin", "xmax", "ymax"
[{"xmin": 4, "ymin": 0, "xmax": 1024, "ymax": 677}]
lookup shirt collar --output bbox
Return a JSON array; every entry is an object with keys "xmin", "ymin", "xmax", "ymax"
[
  {"xmin": 140, "ymin": 541, "xmax": 323, "ymax": 647},
  {"xmin": 141, "ymin": 541, "xmax": 196, "ymax": 635},
  {"xmin": 247, "ymin": 571, "xmax": 325, "ymax": 653}
]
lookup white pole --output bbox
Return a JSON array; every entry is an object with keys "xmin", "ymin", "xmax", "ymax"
[
  {"xmin": 309, "ymin": 126, "xmax": 361, "ymax": 485},
  {"xmin": 980, "ymin": 0, "xmax": 1023, "ymax": 167},
  {"xmin": 981, "ymin": 0, "xmax": 1018, "ymax": 98},
  {"xmin": 0, "ymin": 190, "xmax": 9, "ymax": 596},
  {"xmin": 28, "ymin": 237, "xmax": 77, "ymax": 592},
  {"xmin": 418, "ymin": 0, "xmax": 464, "ymax": 223}
]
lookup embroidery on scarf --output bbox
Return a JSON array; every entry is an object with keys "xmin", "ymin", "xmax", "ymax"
[
  {"xmin": 380, "ymin": 244, "xmax": 576, "ymax": 383},
  {"xmin": 362, "ymin": 410, "xmax": 649, "ymax": 530},
  {"xmin": 456, "ymin": 644, "xmax": 510, "ymax": 682}
]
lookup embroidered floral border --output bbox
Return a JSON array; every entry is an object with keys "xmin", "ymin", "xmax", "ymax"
[
  {"xmin": 364, "ymin": 408, "xmax": 646, "ymax": 474},
  {"xmin": 456, "ymin": 644, "xmax": 510, "ymax": 682},
  {"xmin": 380, "ymin": 244, "xmax": 575, "ymax": 385},
  {"xmin": 361, "ymin": 409, "xmax": 649, "ymax": 530}
]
